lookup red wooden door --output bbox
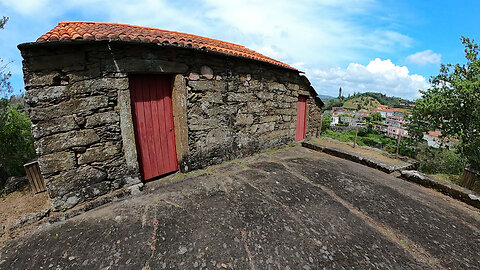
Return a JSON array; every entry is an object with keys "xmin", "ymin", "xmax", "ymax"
[
  {"xmin": 295, "ymin": 95, "xmax": 308, "ymax": 141},
  {"xmin": 129, "ymin": 75, "xmax": 178, "ymax": 180}
]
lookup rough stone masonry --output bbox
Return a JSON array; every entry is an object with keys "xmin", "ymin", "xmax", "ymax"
[{"xmin": 18, "ymin": 41, "xmax": 323, "ymax": 211}]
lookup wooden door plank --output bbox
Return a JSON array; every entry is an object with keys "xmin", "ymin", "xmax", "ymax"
[
  {"xmin": 145, "ymin": 76, "xmax": 159, "ymax": 178},
  {"xmin": 31, "ymin": 164, "xmax": 45, "ymax": 191},
  {"xmin": 161, "ymin": 80, "xmax": 173, "ymax": 172},
  {"xmin": 152, "ymin": 76, "xmax": 168, "ymax": 175},
  {"xmin": 24, "ymin": 164, "xmax": 36, "ymax": 192},
  {"xmin": 132, "ymin": 77, "xmax": 150, "ymax": 179},
  {"xmin": 25, "ymin": 164, "xmax": 39, "ymax": 193}
]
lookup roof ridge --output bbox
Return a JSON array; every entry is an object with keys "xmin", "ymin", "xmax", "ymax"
[
  {"xmin": 35, "ymin": 21, "xmax": 296, "ymax": 70},
  {"xmin": 58, "ymin": 21, "xmax": 247, "ymax": 48}
]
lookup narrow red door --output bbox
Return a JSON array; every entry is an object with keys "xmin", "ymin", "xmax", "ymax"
[
  {"xmin": 129, "ymin": 75, "xmax": 178, "ymax": 180},
  {"xmin": 295, "ymin": 95, "xmax": 308, "ymax": 141}
]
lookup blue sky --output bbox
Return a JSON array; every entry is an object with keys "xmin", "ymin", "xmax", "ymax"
[{"xmin": 0, "ymin": 0, "xmax": 478, "ymax": 100}]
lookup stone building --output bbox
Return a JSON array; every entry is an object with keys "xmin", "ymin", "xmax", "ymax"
[{"xmin": 18, "ymin": 21, "xmax": 323, "ymax": 210}]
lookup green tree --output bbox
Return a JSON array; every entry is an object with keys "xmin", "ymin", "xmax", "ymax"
[
  {"xmin": 409, "ymin": 37, "xmax": 480, "ymax": 171},
  {"xmin": 371, "ymin": 112, "xmax": 382, "ymax": 122},
  {"xmin": 415, "ymin": 144, "xmax": 465, "ymax": 175},
  {"xmin": 0, "ymin": 99, "xmax": 36, "ymax": 188},
  {"xmin": 323, "ymin": 98, "xmax": 343, "ymax": 111},
  {"xmin": 321, "ymin": 117, "xmax": 332, "ymax": 132}
]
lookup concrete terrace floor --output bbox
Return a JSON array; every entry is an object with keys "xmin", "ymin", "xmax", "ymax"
[{"xmin": 1, "ymin": 146, "xmax": 479, "ymax": 269}]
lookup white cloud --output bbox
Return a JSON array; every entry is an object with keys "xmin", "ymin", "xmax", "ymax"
[
  {"xmin": 0, "ymin": 0, "xmax": 421, "ymax": 97},
  {"xmin": 201, "ymin": 0, "xmax": 413, "ymax": 65},
  {"xmin": 406, "ymin": 50, "xmax": 441, "ymax": 65},
  {"xmin": 0, "ymin": 0, "xmax": 51, "ymax": 15},
  {"xmin": 292, "ymin": 62, "xmax": 306, "ymax": 70},
  {"xmin": 310, "ymin": 58, "xmax": 429, "ymax": 100}
]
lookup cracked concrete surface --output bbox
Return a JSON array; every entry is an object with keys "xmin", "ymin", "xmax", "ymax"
[{"xmin": 1, "ymin": 147, "xmax": 479, "ymax": 269}]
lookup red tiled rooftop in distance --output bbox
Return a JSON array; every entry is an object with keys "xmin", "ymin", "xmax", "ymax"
[
  {"xmin": 35, "ymin": 21, "xmax": 296, "ymax": 70},
  {"xmin": 425, "ymin": 131, "xmax": 459, "ymax": 142},
  {"xmin": 375, "ymin": 108, "xmax": 396, "ymax": 113},
  {"xmin": 428, "ymin": 131, "xmax": 441, "ymax": 137}
]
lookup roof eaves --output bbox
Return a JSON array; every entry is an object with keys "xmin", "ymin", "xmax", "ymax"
[{"xmin": 18, "ymin": 38, "xmax": 299, "ymax": 72}]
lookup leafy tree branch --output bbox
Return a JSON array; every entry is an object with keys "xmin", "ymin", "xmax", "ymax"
[{"xmin": 409, "ymin": 37, "xmax": 480, "ymax": 171}]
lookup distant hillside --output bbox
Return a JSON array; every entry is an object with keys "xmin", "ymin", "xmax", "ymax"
[
  {"xmin": 349, "ymin": 92, "xmax": 412, "ymax": 108},
  {"xmin": 317, "ymin": 94, "xmax": 335, "ymax": 101},
  {"xmin": 323, "ymin": 92, "xmax": 413, "ymax": 111},
  {"xmin": 343, "ymin": 96, "xmax": 381, "ymax": 111}
]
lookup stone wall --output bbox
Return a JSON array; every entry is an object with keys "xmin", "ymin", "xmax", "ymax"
[
  {"xmin": 183, "ymin": 68, "xmax": 322, "ymax": 170},
  {"xmin": 19, "ymin": 41, "xmax": 322, "ymax": 210}
]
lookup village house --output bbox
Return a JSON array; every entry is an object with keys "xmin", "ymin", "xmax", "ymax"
[
  {"xmin": 349, "ymin": 120, "xmax": 366, "ymax": 128},
  {"xmin": 423, "ymin": 131, "xmax": 458, "ymax": 149},
  {"xmin": 356, "ymin": 109, "xmax": 369, "ymax": 117},
  {"xmin": 332, "ymin": 107, "xmax": 346, "ymax": 113},
  {"xmin": 329, "ymin": 106, "xmax": 357, "ymax": 128},
  {"xmin": 386, "ymin": 126, "xmax": 409, "ymax": 139},
  {"xmin": 374, "ymin": 105, "xmax": 407, "ymax": 119},
  {"xmin": 340, "ymin": 115, "xmax": 354, "ymax": 125},
  {"xmin": 350, "ymin": 109, "xmax": 369, "ymax": 127},
  {"xmin": 374, "ymin": 108, "xmax": 395, "ymax": 118},
  {"xmin": 384, "ymin": 115, "xmax": 406, "ymax": 128},
  {"xmin": 331, "ymin": 106, "xmax": 354, "ymax": 115},
  {"xmin": 330, "ymin": 114, "xmax": 340, "ymax": 126},
  {"xmin": 393, "ymin": 109, "xmax": 405, "ymax": 117},
  {"xmin": 423, "ymin": 131, "xmax": 442, "ymax": 148},
  {"xmin": 18, "ymin": 21, "xmax": 323, "ymax": 210}
]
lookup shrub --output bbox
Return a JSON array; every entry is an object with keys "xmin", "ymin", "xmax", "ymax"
[
  {"xmin": 0, "ymin": 99, "xmax": 36, "ymax": 189},
  {"xmin": 321, "ymin": 117, "xmax": 332, "ymax": 132},
  {"xmin": 360, "ymin": 134, "xmax": 382, "ymax": 147},
  {"xmin": 416, "ymin": 144, "xmax": 465, "ymax": 175},
  {"xmin": 398, "ymin": 138, "xmax": 417, "ymax": 158},
  {"xmin": 382, "ymin": 145, "xmax": 395, "ymax": 154}
]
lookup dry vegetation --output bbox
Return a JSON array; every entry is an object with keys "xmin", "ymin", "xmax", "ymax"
[
  {"xmin": 343, "ymin": 96, "xmax": 381, "ymax": 111},
  {"xmin": 0, "ymin": 186, "xmax": 49, "ymax": 235}
]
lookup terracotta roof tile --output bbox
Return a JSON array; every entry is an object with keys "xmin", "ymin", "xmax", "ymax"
[{"xmin": 36, "ymin": 21, "xmax": 295, "ymax": 70}]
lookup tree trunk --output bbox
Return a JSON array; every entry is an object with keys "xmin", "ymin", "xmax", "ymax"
[{"xmin": 353, "ymin": 127, "xmax": 358, "ymax": 148}]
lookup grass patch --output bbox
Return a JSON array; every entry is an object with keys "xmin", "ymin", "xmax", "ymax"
[
  {"xmin": 165, "ymin": 169, "xmax": 208, "ymax": 181},
  {"xmin": 428, "ymin": 173, "xmax": 461, "ymax": 185},
  {"xmin": 321, "ymin": 129, "xmax": 416, "ymax": 158},
  {"xmin": 263, "ymin": 144, "xmax": 298, "ymax": 156},
  {"xmin": 429, "ymin": 172, "xmax": 480, "ymax": 193},
  {"xmin": 321, "ymin": 129, "xmax": 396, "ymax": 152}
]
